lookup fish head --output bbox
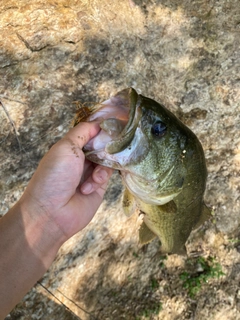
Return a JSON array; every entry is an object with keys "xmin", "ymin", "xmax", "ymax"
[{"xmin": 79, "ymin": 88, "xmax": 206, "ymax": 206}]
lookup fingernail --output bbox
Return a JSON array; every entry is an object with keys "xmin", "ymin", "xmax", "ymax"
[
  {"xmin": 95, "ymin": 169, "xmax": 108, "ymax": 182},
  {"xmin": 81, "ymin": 182, "xmax": 92, "ymax": 194}
]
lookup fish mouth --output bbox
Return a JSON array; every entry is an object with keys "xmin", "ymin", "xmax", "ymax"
[{"xmin": 81, "ymin": 88, "xmax": 143, "ymax": 164}]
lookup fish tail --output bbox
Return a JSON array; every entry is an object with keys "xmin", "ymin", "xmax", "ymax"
[{"xmin": 160, "ymin": 242, "xmax": 187, "ymax": 256}]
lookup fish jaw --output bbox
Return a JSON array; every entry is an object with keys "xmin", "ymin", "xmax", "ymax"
[
  {"xmin": 84, "ymin": 125, "xmax": 150, "ymax": 170},
  {"xmin": 82, "ymin": 88, "xmax": 142, "ymax": 166}
]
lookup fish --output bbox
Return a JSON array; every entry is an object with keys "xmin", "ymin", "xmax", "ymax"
[{"xmin": 74, "ymin": 88, "xmax": 211, "ymax": 254}]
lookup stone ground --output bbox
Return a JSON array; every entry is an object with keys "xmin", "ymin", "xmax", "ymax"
[{"xmin": 0, "ymin": 0, "xmax": 240, "ymax": 319}]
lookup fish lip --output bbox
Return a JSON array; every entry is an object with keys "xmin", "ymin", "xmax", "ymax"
[
  {"xmin": 104, "ymin": 88, "xmax": 143, "ymax": 154},
  {"xmin": 84, "ymin": 87, "xmax": 142, "ymax": 156}
]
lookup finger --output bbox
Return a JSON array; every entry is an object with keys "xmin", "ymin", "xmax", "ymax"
[
  {"xmin": 65, "ymin": 121, "xmax": 100, "ymax": 149},
  {"xmin": 80, "ymin": 160, "xmax": 96, "ymax": 185},
  {"xmin": 92, "ymin": 166, "xmax": 113, "ymax": 184},
  {"xmin": 94, "ymin": 179, "xmax": 111, "ymax": 199},
  {"xmin": 80, "ymin": 166, "xmax": 113, "ymax": 195}
]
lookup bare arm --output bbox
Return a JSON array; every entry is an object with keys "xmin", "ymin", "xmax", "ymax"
[{"xmin": 0, "ymin": 122, "xmax": 112, "ymax": 317}]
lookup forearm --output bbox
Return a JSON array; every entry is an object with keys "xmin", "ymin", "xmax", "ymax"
[
  {"xmin": 0, "ymin": 199, "xmax": 64, "ymax": 318},
  {"xmin": 0, "ymin": 122, "xmax": 112, "ymax": 318}
]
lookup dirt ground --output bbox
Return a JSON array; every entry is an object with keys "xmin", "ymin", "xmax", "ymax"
[{"xmin": 0, "ymin": 0, "xmax": 240, "ymax": 319}]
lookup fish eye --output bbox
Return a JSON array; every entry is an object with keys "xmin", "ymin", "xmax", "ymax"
[{"xmin": 151, "ymin": 121, "xmax": 167, "ymax": 137}]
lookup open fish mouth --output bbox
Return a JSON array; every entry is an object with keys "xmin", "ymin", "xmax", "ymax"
[{"xmin": 75, "ymin": 88, "xmax": 146, "ymax": 169}]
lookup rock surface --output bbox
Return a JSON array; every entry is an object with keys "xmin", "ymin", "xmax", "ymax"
[{"xmin": 0, "ymin": 0, "xmax": 240, "ymax": 319}]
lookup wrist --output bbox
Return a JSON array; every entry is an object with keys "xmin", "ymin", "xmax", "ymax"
[
  {"xmin": 16, "ymin": 196, "xmax": 65, "ymax": 268},
  {"xmin": 0, "ymin": 198, "xmax": 65, "ymax": 317}
]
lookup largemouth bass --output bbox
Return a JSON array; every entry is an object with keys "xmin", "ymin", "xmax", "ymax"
[{"xmin": 74, "ymin": 88, "xmax": 211, "ymax": 254}]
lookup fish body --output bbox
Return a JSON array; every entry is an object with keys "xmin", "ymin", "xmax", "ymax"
[{"xmin": 75, "ymin": 88, "xmax": 210, "ymax": 254}]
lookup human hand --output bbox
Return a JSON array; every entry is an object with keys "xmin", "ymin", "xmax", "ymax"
[
  {"xmin": 20, "ymin": 122, "xmax": 113, "ymax": 242},
  {"xmin": 0, "ymin": 121, "xmax": 113, "ymax": 316}
]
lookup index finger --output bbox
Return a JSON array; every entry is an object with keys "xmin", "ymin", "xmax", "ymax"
[{"xmin": 65, "ymin": 121, "xmax": 100, "ymax": 149}]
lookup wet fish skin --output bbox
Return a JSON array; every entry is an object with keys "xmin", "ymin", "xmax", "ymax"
[
  {"xmin": 75, "ymin": 88, "xmax": 210, "ymax": 254},
  {"xmin": 123, "ymin": 92, "xmax": 210, "ymax": 254}
]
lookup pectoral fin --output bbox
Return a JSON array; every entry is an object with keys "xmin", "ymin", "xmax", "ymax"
[
  {"xmin": 122, "ymin": 188, "xmax": 136, "ymax": 216},
  {"xmin": 194, "ymin": 203, "xmax": 212, "ymax": 230},
  {"xmin": 139, "ymin": 221, "xmax": 157, "ymax": 244}
]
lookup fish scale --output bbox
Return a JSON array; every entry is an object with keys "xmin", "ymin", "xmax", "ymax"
[{"xmin": 74, "ymin": 87, "xmax": 211, "ymax": 254}]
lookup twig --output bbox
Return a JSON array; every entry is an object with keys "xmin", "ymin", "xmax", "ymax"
[
  {"xmin": 37, "ymin": 281, "xmax": 83, "ymax": 320},
  {"xmin": 55, "ymin": 287, "xmax": 97, "ymax": 319},
  {"xmin": 0, "ymin": 99, "xmax": 22, "ymax": 150},
  {"xmin": 0, "ymin": 95, "xmax": 28, "ymax": 105}
]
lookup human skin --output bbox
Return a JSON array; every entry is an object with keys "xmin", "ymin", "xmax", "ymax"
[{"xmin": 0, "ymin": 122, "xmax": 113, "ymax": 318}]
